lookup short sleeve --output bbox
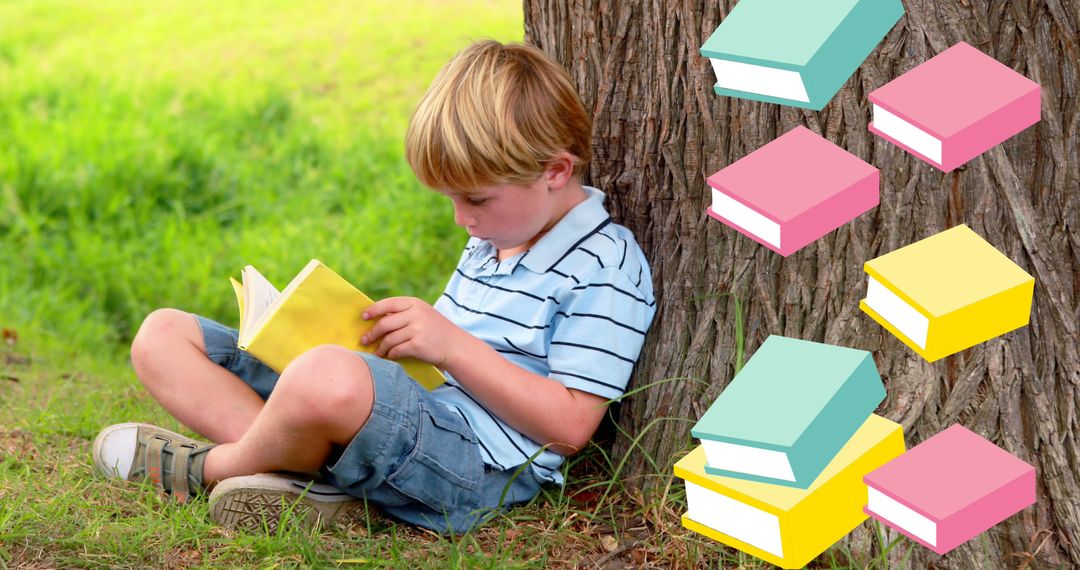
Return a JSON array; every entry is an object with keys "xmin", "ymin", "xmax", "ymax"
[{"xmin": 547, "ymin": 267, "xmax": 656, "ymax": 400}]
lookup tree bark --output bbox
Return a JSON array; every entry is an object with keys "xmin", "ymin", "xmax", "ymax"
[{"xmin": 524, "ymin": 1, "xmax": 1079, "ymax": 567}]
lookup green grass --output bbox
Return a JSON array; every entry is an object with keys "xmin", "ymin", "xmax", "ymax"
[
  {"xmin": 0, "ymin": 1, "xmax": 909, "ymax": 567},
  {"xmin": 0, "ymin": 348, "xmax": 900, "ymax": 568},
  {"xmin": 0, "ymin": 0, "xmax": 514, "ymax": 359}
]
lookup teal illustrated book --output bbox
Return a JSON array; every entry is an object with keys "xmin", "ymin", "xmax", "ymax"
[
  {"xmin": 690, "ymin": 335, "xmax": 886, "ymax": 488},
  {"xmin": 700, "ymin": 0, "xmax": 904, "ymax": 110}
]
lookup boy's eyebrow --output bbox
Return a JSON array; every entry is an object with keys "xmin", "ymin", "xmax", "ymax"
[{"xmin": 442, "ymin": 189, "xmax": 489, "ymax": 199}]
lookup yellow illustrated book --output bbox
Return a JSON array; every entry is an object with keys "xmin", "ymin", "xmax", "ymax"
[
  {"xmin": 859, "ymin": 224, "xmax": 1034, "ymax": 362},
  {"xmin": 674, "ymin": 414, "xmax": 905, "ymax": 569},
  {"xmin": 229, "ymin": 259, "xmax": 445, "ymax": 391}
]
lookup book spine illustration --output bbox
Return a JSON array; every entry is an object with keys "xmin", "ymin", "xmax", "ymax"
[
  {"xmin": 936, "ymin": 467, "xmax": 1036, "ymax": 554},
  {"xmin": 784, "ymin": 168, "xmax": 879, "ymax": 255},
  {"xmin": 943, "ymin": 87, "xmax": 1040, "ymax": 171},
  {"xmin": 802, "ymin": 0, "xmax": 904, "ymax": 109}
]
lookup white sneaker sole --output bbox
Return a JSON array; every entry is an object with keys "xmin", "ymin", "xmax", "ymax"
[{"xmin": 209, "ymin": 473, "xmax": 364, "ymax": 533}]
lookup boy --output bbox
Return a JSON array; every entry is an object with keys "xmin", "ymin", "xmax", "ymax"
[{"xmin": 93, "ymin": 40, "xmax": 656, "ymax": 534}]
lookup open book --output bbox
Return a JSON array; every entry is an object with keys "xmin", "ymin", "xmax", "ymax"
[{"xmin": 229, "ymin": 259, "xmax": 445, "ymax": 391}]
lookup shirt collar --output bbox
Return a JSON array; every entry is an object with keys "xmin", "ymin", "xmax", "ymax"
[{"xmin": 516, "ymin": 186, "xmax": 610, "ymax": 273}]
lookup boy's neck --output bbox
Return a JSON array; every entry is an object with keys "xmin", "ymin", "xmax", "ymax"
[{"xmin": 497, "ymin": 180, "xmax": 587, "ymax": 261}]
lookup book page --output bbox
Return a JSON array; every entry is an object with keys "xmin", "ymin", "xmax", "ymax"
[
  {"xmin": 871, "ymin": 104, "xmax": 943, "ymax": 164},
  {"xmin": 236, "ymin": 259, "xmax": 445, "ymax": 389},
  {"xmin": 710, "ymin": 188, "xmax": 782, "ymax": 247},
  {"xmin": 864, "ymin": 275, "xmax": 930, "ymax": 349},
  {"xmin": 685, "ymin": 481, "xmax": 783, "ymax": 556},
  {"xmin": 867, "ymin": 487, "xmax": 938, "ymax": 546},
  {"xmin": 701, "ymin": 439, "xmax": 795, "ymax": 482},
  {"xmin": 241, "ymin": 266, "xmax": 280, "ymax": 337},
  {"xmin": 710, "ymin": 58, "xmax": 809, "ymax": 103}
]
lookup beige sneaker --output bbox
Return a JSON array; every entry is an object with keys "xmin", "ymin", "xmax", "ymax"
[
  {"xmin": 92, "ymin": 422, "xmax": 214, "ymax": 504},
  {"xmin": 208, "ymin": 473, "xmax": 365, "ymax": 533}
]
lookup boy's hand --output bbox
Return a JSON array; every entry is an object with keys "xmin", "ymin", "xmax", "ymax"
[{"xmin": 360, "ymin": 297, "xmax": 466, "ymax": 368}]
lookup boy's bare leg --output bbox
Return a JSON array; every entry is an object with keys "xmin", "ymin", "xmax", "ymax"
[
  {"xmin": 131, "ymin": 309, "xmax": 265, "ymax": 444},
  {"xmin": 201, "ymin": 345, "xmax": 375, "ymax": 484}
]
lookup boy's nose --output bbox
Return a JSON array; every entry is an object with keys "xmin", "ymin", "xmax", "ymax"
[{"xmin": 453, "ymin": 205, "xmax": 476, "ymax": 228}]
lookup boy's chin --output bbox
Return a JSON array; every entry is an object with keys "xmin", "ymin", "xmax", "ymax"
[{"xmin": 483, "ymin": 237, "xmax": 527, "ymax": 251}]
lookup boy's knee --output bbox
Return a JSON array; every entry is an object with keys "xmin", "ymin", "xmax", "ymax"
[
  {"xmin": 276, "ymin": 345, "xmax": 374, "ymax": 435},
  {"xmin": 131, "ymin": 308, "xmax": 200, "ymax": 372}
]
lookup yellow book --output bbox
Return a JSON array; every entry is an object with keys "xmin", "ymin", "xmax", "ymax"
[
  {"xmin": 229, "ymin": 259, "xmax": 445, "ymax": 391},
  {"xmin": 859, "ymin": 224, "xmax": 1034, "ymax": 362},
  {"xmin": 674, "ymin": 414, "xmax": 905, "ymax": 569}
]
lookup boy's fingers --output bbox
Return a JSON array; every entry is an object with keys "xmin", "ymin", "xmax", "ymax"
[
  {"xmin": 363, "ymin": 311, "xmax": 409, "ymax": 344},
  {"xmin": 386, "ymin": 339, "xmax": 418, "ymax": 362},
  {"xmin": 362, "ymin": 297, "xmax": 416, "ymax": 320},
  {"xmin": 376, "ymin": 329, "xmax": 411, "ymax": 359}
]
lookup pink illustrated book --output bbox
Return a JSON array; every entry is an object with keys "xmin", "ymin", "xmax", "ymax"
[
  {"xmin": 862, "ymin": 424, "xmax": 1036, "ymax": 556},
  {"xmin": 705, "ymin": 125, "xmax": 879, "ymax": 257},
  {"xmin": 868, "ymin": 41, "xmax": 1041, "ymax": 172}
]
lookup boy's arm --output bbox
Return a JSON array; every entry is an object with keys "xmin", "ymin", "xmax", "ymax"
[
  {"xmin": 361, "ymin": 298, "xmax": 608, "ymax": 456},
  {"xmin": 443, "ymin": 331, "xmax": 609, "ymax": 456}
]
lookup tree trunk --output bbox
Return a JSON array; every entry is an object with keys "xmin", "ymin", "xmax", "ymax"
[{"xmin": 524, "ymin": 1, "xmax": 1079, "ymax": 567}]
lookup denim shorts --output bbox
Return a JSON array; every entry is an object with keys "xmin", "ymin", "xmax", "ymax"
[{"xmin": 194, "ymin": 314, "xmax": 544, "ymax": 534}]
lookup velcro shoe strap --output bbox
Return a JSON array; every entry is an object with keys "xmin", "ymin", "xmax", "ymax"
[
  {"xmin": 172, "ymin": 443, "xmax": 195, "ymax": 503},
  {"xmin": 146, "ymin": 437, "xmax": 168, "ymax": 491}
]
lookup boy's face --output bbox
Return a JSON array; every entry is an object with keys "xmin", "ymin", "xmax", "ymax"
[{"xmin": 440, "ymin": 177, "xmax": 559, "ymax": 252}]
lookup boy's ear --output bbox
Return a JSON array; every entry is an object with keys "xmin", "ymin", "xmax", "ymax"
[{"xmin": 543, "ymin": 152, "xmax": 577, "ymax": 191}]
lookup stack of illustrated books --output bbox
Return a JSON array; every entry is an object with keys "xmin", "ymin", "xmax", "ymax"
[
  {"xmin": 674, "ymin": 335, "xmax": 1038, "ymax": 566},
  {"xmin": 674, "ymin": 336, "xmax": 905, "ymax": 569},
  {"xmin": 685, "ymin": 0, "xmax": 1045, "ymax": 563}
]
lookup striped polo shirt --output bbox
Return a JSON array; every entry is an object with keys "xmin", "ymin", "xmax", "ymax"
[{"xmin": 431, "ymin": 186, "xmax": 657, "ymax": 484}]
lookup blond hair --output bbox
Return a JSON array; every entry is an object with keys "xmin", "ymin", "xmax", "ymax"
[{"xmin": 405, "ymin": 40, "xmax": 592, "ymax": 192}]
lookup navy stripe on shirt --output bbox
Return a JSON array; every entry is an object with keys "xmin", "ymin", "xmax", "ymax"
[
  {"xmin": 597, "ymin": 231, "xmax": 620, "ymax": 253},
  {"xmin": 550, "ymin": 340, "xmax": 636, "ymax": 364},
  {"xmin": 502, "ymin": 337, "xmax": 548, "ymax": 359},
  {"xmin": 549, "ymin": 369, "xmax": 625, "ymax": 392},
  {"xmin": 545, "ymin": 218, "xmax": 612, "ymax": 273},
  {"xmin": 440, "ymin": 293, "xmax": 550, "ymax": 330},
  {"xmin": 453, "ymin": 409, "xmax": 506, "ymax": 470},
  {"xmin": 454, "ymin": 268, "xmax": 547, "ymax": 302},
  {"xmin": 578, "ymin": 247, "xmax": 606, "ymax": 268},
  {"xmin": 550, "ymin": 269, "xmax": 581, "ymax": 284},
  {"xmin": 570, "ymin": 282, "xmax": 656, "ymax": 306},
  {"xmin": 554, "ymin": 311, "xmax": 648, "ymax": 335}
]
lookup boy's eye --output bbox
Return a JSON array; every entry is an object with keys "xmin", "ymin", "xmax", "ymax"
[{"xmin": 467, "ymin": 197, "xmax": 488, "ymax": 206}]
